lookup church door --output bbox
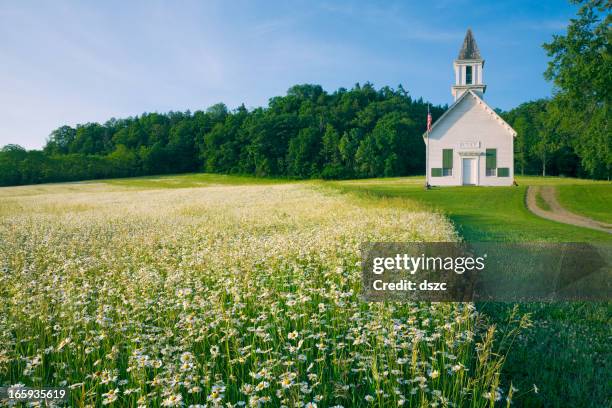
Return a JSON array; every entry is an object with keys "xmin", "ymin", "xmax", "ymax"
[{"xmin": 462, "ymin": 158, "xmax": 476, "ymax": 185}]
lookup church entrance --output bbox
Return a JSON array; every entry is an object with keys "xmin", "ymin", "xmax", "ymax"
[{"xmin": 462, "ymin": 158, "xmax": 477, "ymax": 185}]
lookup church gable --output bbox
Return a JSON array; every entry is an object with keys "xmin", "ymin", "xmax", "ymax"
[{"xmin": 427, "ymin": 91, "xmax": 516, "ymax": 141}]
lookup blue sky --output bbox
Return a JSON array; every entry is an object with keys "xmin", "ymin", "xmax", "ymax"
[{"xmin": 0, "ymin": 0, "xmax": 577, "ymax": 149}]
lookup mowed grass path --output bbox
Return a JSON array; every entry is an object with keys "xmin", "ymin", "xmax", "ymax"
[
  {"xmin": 330, "ymin": 175, "xmax": 612, "ymax": 408},
  {"xmin": 557, "ymin": 184, "xmax": 612, "ymax": 225},
  {"xmin": 331, "ymin": 176, "xmax": 612, "ymax": 242}
]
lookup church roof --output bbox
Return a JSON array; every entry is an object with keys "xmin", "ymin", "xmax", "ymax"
[
  {"xmin": 422, "ymin": 90, "xmax": 516, "ymax": 139},
  {"xmin": 457, "ymin": 28, "xmax": 481, "ymax": 60}
]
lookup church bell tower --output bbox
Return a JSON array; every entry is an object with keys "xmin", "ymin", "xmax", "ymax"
[{"xmin": 452, "ymin": 28, "xmax": 486, "ymax": 101}]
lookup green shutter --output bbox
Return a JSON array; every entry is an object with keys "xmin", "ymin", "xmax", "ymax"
[
  {"xmin": 442, "ymin": 149, "xmax": 453, "ymax": 169},
  {"xmin": 486, "ymin": 149, "xmax": 497, "ymax": 169},
  {"xmin": 431, "ymin": 168, "xmax": 442, "ymax": 177},
  {"xmin": 497, "ymin": 167, "xmax": 510, "ymax": 177}
]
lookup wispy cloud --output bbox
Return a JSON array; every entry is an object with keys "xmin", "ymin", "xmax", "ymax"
[
  {"xmin": 518, "ymin": 19, "xmax": 568, "ymax": 31},
  {"xmin": 318, "ymin": 1, "xmax": 462, "ymax": 43},
  {"xmin": 0, "ymin": 0, "xmax": 574, "ymax": 148}
]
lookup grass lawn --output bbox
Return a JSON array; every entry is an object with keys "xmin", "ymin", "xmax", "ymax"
[
  {"xmin": 557, "ymin": 184, "xmax": 612, "ymax": 224},
  {"xmin": 329, "ymin": 175, "xmax": 612, "ymax": 407},
  {"xmin": 329, "ymin": 176, "xmax": 612, "ymax": 243}
]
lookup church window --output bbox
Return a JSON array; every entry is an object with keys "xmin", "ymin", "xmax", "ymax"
[
  {"xmin": 442, "ymin": 149, "xmax": 453, "ymax": 175},
  {"xmin": 465, "ymin": 66, "xmax": 473, "ymax": 84},
  {"xmin": 497, "ymin": 168, "xmax": 510, "ymax": 177},
  {"xmin": 486, "ymin": 149, "xmax": 497, "ymax": 176}
]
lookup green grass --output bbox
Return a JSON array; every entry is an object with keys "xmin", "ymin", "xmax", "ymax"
[
  {"xmin": 534, "ymin": 188, "xmax": 551, "ymax": 211},
  {"xmin": 328, "ymin": 177, "xmax": 612, "ymax": 243},
  {"xmin": 328, "ymin": 175, "xmax": 612, "ymax": 408},
  {"xmin": 557, "ymin": 184, "xmax": 612, "ymax": 224},
  {"xmin": 514, "ymin": 175, "xmax": 609, "ymax": 186},
  {"xmin": 479, "ymin": 301, "xmax": 611, "ymax": 407},
  {"xmin": 97, "ymin": 172, "xmax": 291, "ymax": 189}
]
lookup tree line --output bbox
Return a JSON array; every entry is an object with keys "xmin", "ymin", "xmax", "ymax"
[
  {"xmin": 0, "ymin": 84, "xmax": 446, "ymax": 186},
  {"xmin": 1, "ymin": 0, "xmax": 609, "ymax": 186}
]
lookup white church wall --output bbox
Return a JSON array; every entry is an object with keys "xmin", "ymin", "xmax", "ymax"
[{"xmin": 426, "ymin": 93, "xmax": 514, "ymax": 186}]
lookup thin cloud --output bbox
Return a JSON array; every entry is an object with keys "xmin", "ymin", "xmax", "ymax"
[
  {"xmin": 519, "ymin": 19, "xmax": 568, "ymax": 31},
  {"xmin": 0, "ymin": 1, "xmax": 571, "ymax": 149}
]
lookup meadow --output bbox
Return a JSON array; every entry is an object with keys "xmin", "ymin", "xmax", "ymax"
[
  {"xmin": 0, "ymin": 177, "xmax": 527, "ymax": 407},
  {"xmin": 330, "ymin": 176, "xmax": 612, "ymax": 407}
]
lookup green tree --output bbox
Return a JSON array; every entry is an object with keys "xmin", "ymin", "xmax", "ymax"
[
  {"xmin": 0, "ymin": 145, "xmax": 28, "ymax": 185},
  {"xmin": 108, "ymin": 144, "xmax": 138, "ymax": 177},
  {"xmin": 543, "ymin": 0, "xmax": 611, "ymax": 178},
  {"xmin": 512, "ymin": 116, "xmax": 529, "ymax": 176},
  {"xmin": 44, "ymin": 126, "xmax": 76, "ymax": 155},
  {"xmin": 287, "ymin": 128, "xmax": 321, "ymax": 177}
]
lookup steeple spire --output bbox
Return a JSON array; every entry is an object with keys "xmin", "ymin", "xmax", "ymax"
[{"xmin": 458, "ymin": 28, "xmax": 481, "ymax": 60}]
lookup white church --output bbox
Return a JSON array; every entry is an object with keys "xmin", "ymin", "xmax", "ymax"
[{"xmin": 425, "ymin": 29, "xmax": 516, "ymax": 186}]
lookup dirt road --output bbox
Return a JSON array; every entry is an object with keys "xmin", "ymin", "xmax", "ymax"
[{"xmin": 526, "ymin": 186, "xmax": 612, "ymax": 234}]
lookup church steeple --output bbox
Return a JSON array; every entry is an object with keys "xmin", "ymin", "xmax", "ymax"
[{"xmin": 452, "ymin": 28, "xmax": 486, "ymax": 101}]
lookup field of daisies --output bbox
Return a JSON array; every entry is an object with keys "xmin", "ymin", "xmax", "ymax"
[{"xmin": 0, "ymin": 178, "xmax": 520, "ymax": 407}]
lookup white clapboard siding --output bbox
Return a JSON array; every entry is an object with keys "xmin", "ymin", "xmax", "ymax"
[{"xmin": 425, "ymin": 91, "xmax": 515, "ymax": 186}]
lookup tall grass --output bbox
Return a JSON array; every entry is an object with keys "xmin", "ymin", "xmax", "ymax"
[{"xmin": 0, "ymin": 182, "xmax": 521, "ymax": 407}]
